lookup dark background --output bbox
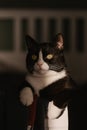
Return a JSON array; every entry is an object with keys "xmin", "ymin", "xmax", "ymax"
[
  {"xmin": 0, "ymin": 0, "xmax": 87, "ymax": 9},
  {"xmin": 0, "ymin": 1, "xmax": 87, "ymax": 130}
]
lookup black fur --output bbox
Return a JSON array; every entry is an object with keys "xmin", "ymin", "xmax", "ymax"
[
  {"xmin": 25, "ymin": 33, "xmax": 76, "ymax": 107},
  {"xmin": 20, "ymin": 33, "xmax": 77, "ymax": 130},
  {"xmin": 26, "ymin": 34, "xmax": 66, "ymax": 73}
]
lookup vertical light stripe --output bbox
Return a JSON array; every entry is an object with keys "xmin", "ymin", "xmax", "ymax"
[{"xmin": 13, "ymin": 18, "xmax": 21, "ymax": 52}]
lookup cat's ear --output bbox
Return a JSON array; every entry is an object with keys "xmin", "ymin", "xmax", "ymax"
[
  {"xmin": 25, "ymin": 35, "xmax": 37, "ymax": 49},
  {"xmin": 55, "ymin": 33, "xmax": 64, "ymax": 50}
]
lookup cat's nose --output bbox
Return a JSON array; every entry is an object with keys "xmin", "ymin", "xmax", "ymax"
[{"xmin": 37, "ymin": 61, "xmax": 43, "ymax": 66}]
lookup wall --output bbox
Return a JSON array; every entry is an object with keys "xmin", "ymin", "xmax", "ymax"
[{"xmin": 0, "ymin": 9, "xmax": 87, "ymax": 84}]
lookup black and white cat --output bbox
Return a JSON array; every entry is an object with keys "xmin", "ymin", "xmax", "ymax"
[{"xmin": 19, "ymin": 33, "xmax": 76, "ymax": 130}]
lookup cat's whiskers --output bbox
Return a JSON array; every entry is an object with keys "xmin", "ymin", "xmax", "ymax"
[{"xmin": 50, "ymin": 64, "xmax": 64, "ymax": 71}]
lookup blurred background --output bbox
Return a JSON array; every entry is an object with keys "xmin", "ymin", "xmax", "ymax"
[{"xmin": 0, "ymin": 0, "xmax": 87, "ymax": 130}]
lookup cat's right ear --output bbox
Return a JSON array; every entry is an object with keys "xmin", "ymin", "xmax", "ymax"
[
  {"xmin": 55, "ymin": 33, "xmax": 64, "ymax": 50},
  {"xmin": 25, "ymin": 35, "xmax": 37, "ymax": 49}
]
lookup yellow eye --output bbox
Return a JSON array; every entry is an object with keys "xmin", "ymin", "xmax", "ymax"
[
  {"xmin": 46, "ymin": 54, "xmax": 53, "ymax": 59},
  {"xmin": 32, "ymin": 55, "xmax": 37, "ymax": 60}
]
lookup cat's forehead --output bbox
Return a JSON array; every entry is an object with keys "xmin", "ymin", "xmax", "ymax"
[
  {"xmin": 29, "ymin": 42, "xmax": 55, "ymax": 54},
  {"xmin": 39, "ymin": 42, "xmax": 54, "ymax": 50}
]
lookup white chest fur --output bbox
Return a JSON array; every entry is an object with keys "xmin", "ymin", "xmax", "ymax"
[{"xmin": 26, "ymin": 70, "xmax": 66, "ymax": 95}]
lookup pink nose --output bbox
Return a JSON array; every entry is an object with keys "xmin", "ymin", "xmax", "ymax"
[{"xmin": 37, "ymin": 61, "xmax": 43, "ymax": 66}]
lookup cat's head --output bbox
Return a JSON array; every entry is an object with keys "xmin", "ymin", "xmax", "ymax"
[{"xmin": 25, "ymin": 33, "xmax": 66, "ymax": 76}]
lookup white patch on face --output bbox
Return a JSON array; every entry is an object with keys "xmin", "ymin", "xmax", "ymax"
[
  {"xmin": 34, "ymin": 50, "xmax": 49, "ymax": 74},
  {"xmin": 26, "ymin": 69, "xmax": 66, "ymax": 95}
]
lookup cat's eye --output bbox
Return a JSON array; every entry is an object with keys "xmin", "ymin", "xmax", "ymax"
[
  {"xmin": 32, "ymin": 55, "xmax": 37, "ymax": 60},
  {"xmin": 46, "ymin": 54, "xmax": 53, "ymax": 60}
]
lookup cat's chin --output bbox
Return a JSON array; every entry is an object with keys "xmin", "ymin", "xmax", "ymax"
[
  {"xmin": 33, "ymin": 70, "xmax": 48, "ymax": 75},
  {"xmin": 32, "ymin": 69, "xmax": 66, "ymax": 77}
]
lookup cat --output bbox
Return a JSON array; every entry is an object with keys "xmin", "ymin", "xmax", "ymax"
[{"xmin": 19, "ymin": 33, "xmax": 76, "ymax": 130}]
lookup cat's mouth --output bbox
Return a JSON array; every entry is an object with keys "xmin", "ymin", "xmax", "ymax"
[
  {"xmin": 34, "ymin": 68, "xmax": 49, "ymax": 75},
  {"xmin": 32, "ymin": 69, "xmax": 66, "ymax": 78},
  {"xmin": 33, "ymin": 65, "xmax": 64, "ymax": 75},
  {"xmin": 34, "ymin": 62, "xmax": 49, "ymax": 74}
]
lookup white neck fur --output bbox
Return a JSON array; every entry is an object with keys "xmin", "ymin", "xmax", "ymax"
[{"xmin": 26, "ymin": 70, "xmax": 66, "ymax": 95}]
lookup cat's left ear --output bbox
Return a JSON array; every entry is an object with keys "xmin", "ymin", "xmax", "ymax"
[
  {"xmin": 25, "ymin": 35, "xmax": 37, "ymax": 50},
  {"xmin": 55, "ymin": 33, "xmax": 64, "ymax": 50}
]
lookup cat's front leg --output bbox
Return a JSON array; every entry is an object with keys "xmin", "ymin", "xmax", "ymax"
[
  {"xmin": 27, "ymin": 125, "xmax": 33, "ymax": 130},
  {"xmin": 20, "ymin": 87, "xmax": 33, "ymax": 106},
  {"xmin": 47, "ymin": 101, "xmax": 64, "ymax": 119}
]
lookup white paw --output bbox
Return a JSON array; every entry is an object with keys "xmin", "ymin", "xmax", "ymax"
[
  {"xmin": 20, "ymin": 87, "xmax": 33, "ymax": 106},
  {"xmin": 47, "ymin": 101, "xmax": 63, "ymax": 119},
  {"xmin": 27, "ymin": 125, "xmax": 32, "ymax": 130}
]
